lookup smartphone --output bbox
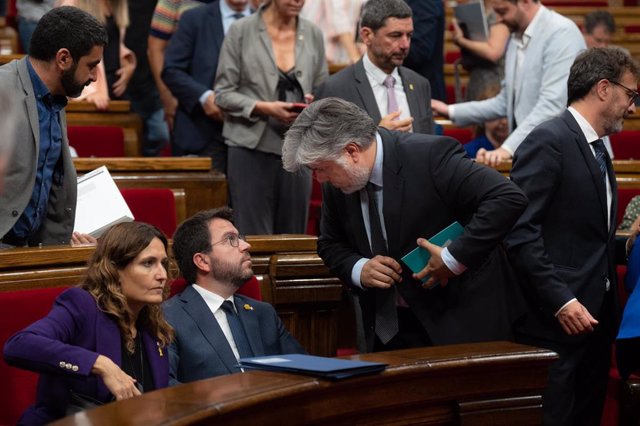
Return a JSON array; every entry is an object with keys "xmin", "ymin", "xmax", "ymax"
[{"xmin": 290, "ymin": 103, "xmax": 308, "ymax": 112}]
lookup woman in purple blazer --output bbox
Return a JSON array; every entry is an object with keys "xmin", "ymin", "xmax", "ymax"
[{"xmin": 3, "ymin": 222, "xmax": 174, "ymax": 425}]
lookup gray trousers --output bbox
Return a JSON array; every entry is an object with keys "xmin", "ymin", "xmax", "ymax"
[{"xmin": 227, "ymin": 146, "xmax": 311, "ymax": 235}]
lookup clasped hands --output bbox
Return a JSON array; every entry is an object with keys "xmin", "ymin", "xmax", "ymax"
[{"xmin": 360, "ymin": 238, "xmax": 454, "ymax": 290}]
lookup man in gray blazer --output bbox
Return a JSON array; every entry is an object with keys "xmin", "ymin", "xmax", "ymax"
[
  {"xmin": 317, "ymin": 0, "xmax": 433, "ymax": 135},
  {"xmin": 432, "ymin": 0, "xmax": 585, "ymax": 166},
  {"xmin": 164, "ymin": 208, "xmax": 305, "ymax": 385},
  {"xmin": 0, "ymin": 7, "xmax": 107, "ymax": 248}
]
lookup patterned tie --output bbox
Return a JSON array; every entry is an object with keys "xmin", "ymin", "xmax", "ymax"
[
  {"xmin": 365, "ymin": 182, "xmax": 399, "ymax": 344},
  {"xmin": 383, "ymin": 75, "xmax": 399, "ymax": 116},
  {"xmin": 220, "ymin": 300, "xmax": 254, "ymax": 359},
  {"xmin": 592, "ymin": 139, "xmax": 609, "ymax": 183}
]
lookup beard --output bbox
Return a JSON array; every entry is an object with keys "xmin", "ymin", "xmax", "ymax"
[
  {"xmin": 211, "ymin": 254, "xmax": 254, "ymax": 289},
  {"xmin": 61, "ymin": 63, "xmax": 89, "ymax": 98},
  {"xmin": 337, "ymin": 157, "xmax": 370, "ymax": 194}
]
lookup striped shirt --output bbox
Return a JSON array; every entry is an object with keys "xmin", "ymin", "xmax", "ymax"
[{"xmin": 149, "ymin": 0, "xmax": 212, "ymax": 40}]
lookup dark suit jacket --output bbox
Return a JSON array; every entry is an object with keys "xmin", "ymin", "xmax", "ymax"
[
  {"xmin": 318, "ymin": 128, "xmax": 527, "ymax": 351},
  {"xmin": 163, "ymin": 285, "xmax": 305, "ymax": 385},
  {"xmin": 316, "ymin": 58, "xmax": 434, "ymax": 135},
  {"xmin": 3, "ymin": 288, "xmax": 169, "ymax": 425},
  {"xmin": 506, "ymin": 110, "xmax": 619, "ymax": 345},
  {"xmin": 403, "ymin": 0, "xmax": 446, "ymax": 102},
  {"xmin": 162, "ymin": 1, "xmax": 224, "ymax": 156},
  {"xmin": 0, "ymin": 58, "xmax": 77, "ymax": 245}
]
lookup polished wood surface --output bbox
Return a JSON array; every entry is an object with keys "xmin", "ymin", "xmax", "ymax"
[
  {"xmin": 73, "ymin": 157, "xmax": 226, "ymax": 218},
  {"xmin": 50, "ymin": 342, "xmax": 557, "ymax": 426}
]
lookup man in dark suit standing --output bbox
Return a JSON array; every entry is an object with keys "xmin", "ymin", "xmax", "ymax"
[
  {"xmin": 161, "ymin": 0, "xmax": 250, "ymax": 173},
  {"xmin": 403, "ymin": 0, "xmax": 445, "ymax": 102},
  {"xmin": 283, "ymin": 97, "xmax": 527, "ymax": 353},
  {"xmin": 506, "ymin": 47, "xmax": 639, "ymax": 426},
  {"xmin": 317, "ymin": 0, "xmax": 433, "ymax": 134},
  {"xmin": 164, "ymin": 207, "xmax": 304, "ymax": 385}
]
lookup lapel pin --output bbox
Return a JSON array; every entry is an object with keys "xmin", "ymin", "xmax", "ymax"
[
  {"xmin": 244, "ymin": 303, "xmax": 254, "ymax": 311},
  {"xmin": 409, "ymin": 83, "xmax": 414, "ymax": 91},
  {"xmin": 157, "ymin": 341, "xmax": 164, "ymax": 357}
]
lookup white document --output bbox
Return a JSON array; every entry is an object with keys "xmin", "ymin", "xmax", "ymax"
[
  {"xmin": 454, "ymin": 1, "xmax": 489, "ymax": 41},
  {"xmin": 73, "ymin": 166, "xmax": 134, "ymax": 238}
]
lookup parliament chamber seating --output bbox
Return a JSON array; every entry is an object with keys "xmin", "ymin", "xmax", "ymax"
[
  {"xmin": 67, "ymin": 125, "xmax": 127, "ymax": 157},
  {"xmin": 119, "ymin": 188, "xmax": 183, "ymax": 238},
  {"xmin": 611, "ymin": 131, "xmax": 640, "ymax": 160}
]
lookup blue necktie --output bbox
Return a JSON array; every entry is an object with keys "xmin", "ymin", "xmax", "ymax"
[
  {"xmin": 592, "ymin": 139, "xmax": 609, "ymax": 184},
  {"xmin": 366, "ymin": 182, "xmax": 399, "ymax": 345},
  {"xmin": 221, "ymin": 300, "xmax": 254, "ymax": 359}
]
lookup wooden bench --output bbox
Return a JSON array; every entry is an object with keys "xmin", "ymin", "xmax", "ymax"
[
  {"xmin": 73, "ymin": 157, "xmax": 227, "ymax": 218},
  {"xmin": 51, "ymin": 342, "xmax": 557, "ymax": 426}
]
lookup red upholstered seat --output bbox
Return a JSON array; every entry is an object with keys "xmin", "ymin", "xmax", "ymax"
[
  {"xmin": 67, "ymin": 126, "xmax": 126, "ymax": 157},
  {"xmin": 169, "ymin": 276, "xmax": 262, "ymax": 301},
  {"xmin": 0, "ymin": 286, "xmax": 69, "ymax": 425},
  {"xmin": 444, "ymin": 127, "xmax": 474, "ymax": 145},
  {"xmin": 120, "ymin": 188, "xmax": 178, "ymax": 238},
  {"xmin": 610, "ymin": 131, "xmax": 640, "ymax": 160}
]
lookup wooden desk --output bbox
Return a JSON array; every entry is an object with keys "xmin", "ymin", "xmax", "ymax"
[
  {"xmin": 73, "ymin": 157, "xmax": 227, "ymax": 218},
  {"xmin": 51, "ymin": 342, "xmax": 557, "ymax": 426}
]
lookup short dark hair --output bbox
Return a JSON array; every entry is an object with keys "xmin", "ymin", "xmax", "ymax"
[
  {"xmin": 172, "ymin": 207, "xmax": 234, "ymax": 284},
  {"xmin": 567, "ymin": 47, "xmax": 639, "ymax": 105},
  {"xmin": 584, "ymin": 10, "xmax": 616, "ymax": 35},
  {"xmin": 29, "ymin": 6, "xmax": 108, "ymax": 62},
  {"xmin": 360, "ymin": 0, "xmax": 412, "ymax": 32}
]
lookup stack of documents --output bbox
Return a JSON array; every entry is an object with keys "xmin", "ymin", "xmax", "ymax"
[{"xmin": 239, "ymin": 354, "xmax": 387, "ymax": 380}]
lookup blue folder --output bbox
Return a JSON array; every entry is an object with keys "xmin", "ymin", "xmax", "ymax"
[{"xmin": 239, "ymin": 354, "xmax": 387, "ymax": 380}]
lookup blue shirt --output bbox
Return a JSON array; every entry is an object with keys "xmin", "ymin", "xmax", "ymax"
[
  {"xmin": 463, "ymin": 135, "xmax": 495, "ymax": 159},
  {"xmin": 10, "ymin": 59, "xmax": 68, "ymax": 239}
]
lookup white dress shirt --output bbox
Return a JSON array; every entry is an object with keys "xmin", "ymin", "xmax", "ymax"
[{"xmin": 362, "ymin": 53, "xmax": 412, "ymax": 127}]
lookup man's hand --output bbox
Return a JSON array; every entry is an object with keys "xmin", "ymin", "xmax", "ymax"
[
  {"xmin": 71, "ymin": 232, "xmax": 97, "ymax": 247},
  {"xmin": 413, "ymin": 238, "xmax": 455, "ymax": 289},
  {"xmin": 379, "ymin": 111, "xmax": 413, "ymax": 132},
  {"xmin": 91, "ymin": 355, "xmax": 141, "ymax": 400},
  {"xmin": 202, "ymin": 92, "xmax": 224, "ymax": 122},
  {"xmin": 160, "ymin": 91, "xmax": 178, "ymax": 132},
  {"xmin": 430, "ymin": 99, "xmax": 449, "ymax": 118},
  {"xmin": 360, "ymin": 255, "xmax": 403, "ymax": 289},
  {"xmin": 475, "ymin": 147, "xmax": 512, "ymax": 167},
  {"xmin": 556, "ymin": 300, "xmax": 598, "ymax": 335}
]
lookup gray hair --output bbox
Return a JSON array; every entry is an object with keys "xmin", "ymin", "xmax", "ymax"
[
  {"xmin": 567, "ymin": 47, "xmax": 639, "ymax": 105},
  {"xmin": 282, "ymin": 98, "xmax": 378, "ymax": 172},
  {"xmin": 360, "ymin": 0, "xmax": 412, "ymax": 32}
]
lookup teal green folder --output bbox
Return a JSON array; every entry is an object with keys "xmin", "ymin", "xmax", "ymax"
[{"xmin": 401, "ymin": 222, "xmax": 464, "ymax": 282}]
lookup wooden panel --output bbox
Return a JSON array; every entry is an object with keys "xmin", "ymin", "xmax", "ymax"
[{"xmin": 50, "ymin": 342, "xmax": 557, "ymax": 426}]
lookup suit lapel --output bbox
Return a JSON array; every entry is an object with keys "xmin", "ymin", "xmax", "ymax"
[
  {"xmin": 398, "ymin": 67, "xmax": 419, "ymax": 126},
  {"xmin": 234, "ymin": 296, "xmax": 263, "ymax": 356},
  {"xmin": 210, "ymin": 2, "xmax": 224, "ymax": 53},
  {"xmin": 379, "ymin": 129, "xmax": 404, "ymax": 256},
  {"xmin": 95, "ymin": 311, "xmax": 121, "ymax": 400},
  {"xmin": 17, "ymin": 59, "xmax": 40, "ymax": 151},
  {"xmin": 354, "ymin": 60, "xmax": 382, "ymax": 124},
  {"xmin": 180, "ymin": 286, "xmax": 238, "ymax": 374},
  {"xmin": 142, "ymin": 330, "xmax": 168, "ymax": 389},
  {"xmin": 563, "ymin": 112, "xmax": 610, "ymax": 231},
  {"xmin": 257, "ymin": 14, "xmax": 277, "ymax": 72}
]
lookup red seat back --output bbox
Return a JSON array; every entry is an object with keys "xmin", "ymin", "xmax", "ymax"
[
  {"xmin": 444, "ymin": 127, "xmax": 474, "ymax": 144},
  {"xmin": 610, "ymin": 131, "xmax": 640, "ymax": 160},
  {"xmin": 67, "ymin": 126, "xmax": 126, "ymax": 157},
  {"xmin": 0, "ymin": 286, "xmax": 69, "ymax": 425},
  {"xmin": 120, "ymin": 188, "xmax": 177, "ymax": 238}
]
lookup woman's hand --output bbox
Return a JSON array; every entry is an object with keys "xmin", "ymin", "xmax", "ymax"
[
  {"xmin": 85, "ymin": 91, "xmax": 110, "ymax": 111},
  {"xmin": 112, "ymin": 47, "xmax": 137, "ymax": 98},
  {"xmin": 254, "ymin": 101, "xmax": 300, "ymax": 124},
  {"xmin": 91, "ymin": 355, "xmax": 141, "ymax": 400},
  {"xmin": 451, "ymin": 18, "xmax": 465, "ymax": 45}
]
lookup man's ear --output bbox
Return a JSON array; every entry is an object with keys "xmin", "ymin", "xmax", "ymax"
[
  {"xmin": 193, "ymin": 252, "xmax": 212, "ymax": 274},
  {"xmin": 595, "ymin": 79, "xmax": 610, "ymax": 102},
  {"xmin": 344, "ymin": 142, "xmax": 361, "ymax": 161},
  {"xmin": 55, "ymin": 48, "xmax": 73, "ymax": 71},
  {"xmin": 360, "ymin": 26, "xmax": 374, "ymax": 47}
]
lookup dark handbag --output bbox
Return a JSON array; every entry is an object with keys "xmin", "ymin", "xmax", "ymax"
[{"xmin": 66, "ymin": 390, "xmax": 104, "ymax": 415}]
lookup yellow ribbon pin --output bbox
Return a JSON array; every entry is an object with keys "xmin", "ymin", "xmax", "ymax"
[{"xmin": 244, "ymin": 303, "xmax": 254, "ymax": 311}]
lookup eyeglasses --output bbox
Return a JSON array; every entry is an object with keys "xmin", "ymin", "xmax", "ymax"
[
  {"xmin": 210, "ymin": 233, "xmax": 245, "ymax": 248},
  {"xmin": 610, "ymin": 80, "xmax": 639, "ymax": 105}
]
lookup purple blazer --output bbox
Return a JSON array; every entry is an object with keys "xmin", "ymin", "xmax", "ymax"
[{"xmin": 3, "ymin": 287, "xmax": 169, "ymax": 425}]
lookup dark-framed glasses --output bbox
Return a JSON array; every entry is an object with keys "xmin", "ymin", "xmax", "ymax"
[
  {"xmin": 211, "ymin": 233, "xmax": 245, "ymax": 248},
  {"xmin": 610, "ymin": 80, "xmax": 639, "ymax": 105}
]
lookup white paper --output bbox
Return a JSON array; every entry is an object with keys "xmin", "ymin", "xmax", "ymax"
[{"xmin": 73, "ymin": 166, "xmax": 134, "ymax": 237}]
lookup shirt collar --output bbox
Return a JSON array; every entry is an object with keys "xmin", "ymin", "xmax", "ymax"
[
  {"xmin": 220, "ymin": 0, "xmax": 250, "ymax": 18},
  {"xmin": 567, "ymin": 106, "xmax": 600, "ymax": 143},
  {"xmin": 26, "ymin": 58, "xmax": 68, "ymax": 110},
  {"xmin": 362, "ymin": 53, "xmax": 401, "ymax": 87},
  {"xmin": 516, "ymin": 5, "xmax": 546, "ymax": 48},
  {"xmin": 192, "ymin": 284, "xmax": 235, "ymax": 312},
  {"xmin": 369, "ymin": 133, "xmax": 384, "ymax": 187}
]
